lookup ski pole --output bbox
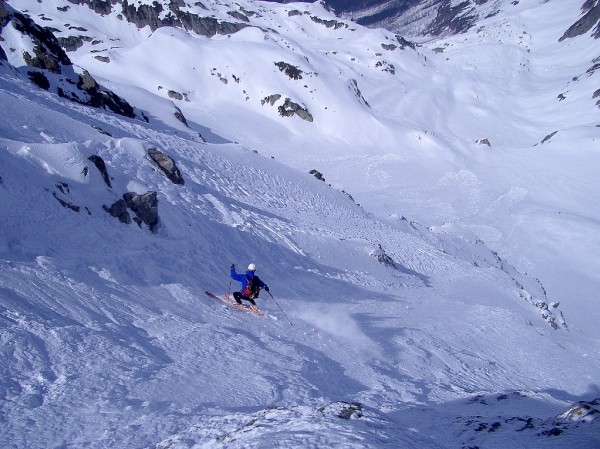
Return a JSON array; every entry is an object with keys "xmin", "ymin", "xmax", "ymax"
[{"xmin": 267, "ymin": 291, "xmax": 292, "ymax": 326}]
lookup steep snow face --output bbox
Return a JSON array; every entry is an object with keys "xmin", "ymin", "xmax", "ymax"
[{"xmin": 1, "ymin": 1, "xmax": 600, "ymax": 448}]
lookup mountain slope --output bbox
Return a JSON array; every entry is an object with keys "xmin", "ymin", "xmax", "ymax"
[{"xmin": 1, "ymin": 1, "xmax": 599, "ymax": 448}]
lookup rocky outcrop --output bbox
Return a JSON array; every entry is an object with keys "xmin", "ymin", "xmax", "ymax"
[
  {"xmin": 0, "ymin": 1, "xmax": 143, "ymax": 120},
  {"xmin": 274, "ymin": 61, "xmax": 304, "ymax": 80},
  {"xmin": 148, "ymin": 148, "xmax": 185, "ymax": 185},
  {"xmin": 424, "ymin": 1, "xmax": 477, "ymax": 36},
  {"xmin": 559, "ymin": 1, "xmax": 600, "ymax": 41},
  {"xmin": 124, "ymin": 191, "xmax": 159, "ymax": 232},
  {"xmin": 105, "ymin": 191, "xmax": 160, "ymax": 232},
  {"xmin": 120, "ymin": 0, "xmax": 248, "ymax": 37},
  {"xmin": 65, "ymin": 0, "xmax": 114, "ymax": 16},
  {"xmin": 309, "ymin": 169, "xmax": 325, "ymax": 182},
  {"xmin": 278, "ymin": 98, "xmax": 313, "ymax": 122},
  {"xmin": 57, "ymin": 35, "xmax": 93, "ymax": 52},
  {"xmin": 261, "ymin": 94, "xmax": 281, "ymax": 106},
  {"xmin": 104, "ymin": 199, "xmax": 131, "ymax": 225},
  {"xmin": 310, "ymin": 15, "xmax": 347, "ymax": 30}
]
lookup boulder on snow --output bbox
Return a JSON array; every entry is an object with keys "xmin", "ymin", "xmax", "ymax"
[
  {"xmin": 278, "ymin": 98, "xmax": 313, "ymax": 122},
  {"xmin": 309, "ymin": 169, "xmax": 325, "ymax": 182},
  {"xmin": 104, "ymin": 191, "xmax": 159, "ymax": 232},
  {"xmin": 123, "ymin": 191, "xmax": 159, "ymax": 232},
  {"xmin": 148, "ymin": 148, "xmax": 185, "ymax": 185},
  {"xmin": 103, "ymin": 199, "xmax": 132, "ymax": 225},
  {"xmin": 261, "ymin": 94, "xmax": 281, "ymax": 106},
  {"xmin": 88, "ymin": 155, "xmax": 112, "ymax": 188}
]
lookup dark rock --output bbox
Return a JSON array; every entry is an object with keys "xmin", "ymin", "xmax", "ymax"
[
  {"xmin": 375, "ymin": 60, "xmax": 395, "ymax": 74},
  {"xmin": 349, "ymin": 79, "xmax": 370, "ymax": 107},
  {"xmin": 88, "ymin": 154, "xmax": 112, "ymax": 188},
  {"xmin": 395, "ymin": 35, "xmax": 416, "ymax": 50},
  {"xmin": 53, "ymin": 192, "xmax": 81, "ymax": 212},
  {"xmin": 559, "ymin": 2, "xmax": 600, "ymax": 41},
  {"xmin": 103, "ymin": 199, "xmax": 132, "ymax": 225},
  {"xmin": 261, "ymin": 93, "xmax": 281, "ymax": 106},
  {"xmin": 318, "ymin": 401, "xmax": 363, "ymax": 420},
  {"xmin": 173, "ymin": 106, "xmax": 189, "ymax": 127},
  {"xmin": 274, "ymin": 61, "xmax": 303, "ymax": 80},
  {"xmin": 309, "ymin": 169, "xmax": 325, "ymax": 182},
  {"xmin": 27, "ymin": 70, "xmax": 50, "ymax": 90},
  {"xmin": 57, "ymin": 35, "xmax": 91, "ymax": 52},
  {"xmin": 120, "ymin": 0, "xmax": 248, "ymax": 37},
  {"xmin": 6, "ymin": 7, "xmax": 71, "ymax": 73},
  {"xmin": 148, "ymin": 147, "xmax": 184, "ymax": 185},
  {"xmin": 476, "ymin": 138, "xmax": 491, "ymax": 147},
  {"xmin": 1, "ymin": 2, "xmax": 142, "ymax": 120},
  {"xmin": 425, "ymin": 1, "xmax": 477, "ymax": 36},
  {"xmin": 0, "ymin": 1, "xmax": 9, "ymax": 28},
  {"xmin": 539, "ymin": 427, "xmax": 563, "ymax": 437},
  {"xmin": 168, "ymin": 90, "xmax": 184, "ymax": 100},
  {"xmin": 541, "ymin": 131, "xmax": 558, "ymax": 144},
  {"xmin": 123, "ymin": 191, "xmax": 159, "ymax": 232},
  {"xmin": 310, "ymin": 15, "xmax": 347, "ymax": 30},
  {"xmin": 65, "ymin": 0, "xmax": 113, "ymax": 16},
  {"xmin": 278, "ymin": 98, "xmax": 313, "ymax": 122},
  {"xmin": 227, "ymin": 10, "xmax": 250, "ymax": 23}
]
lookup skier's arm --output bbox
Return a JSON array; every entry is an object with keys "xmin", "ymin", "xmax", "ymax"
[
  {"xmin": 257, "ymin": 277, "xmax": 269, "ymax": 291},
  {"xmin": 230, "ymin": 265, "xmax": 244, "ymax": 282}
]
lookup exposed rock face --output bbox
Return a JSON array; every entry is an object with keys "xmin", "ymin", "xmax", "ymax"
[
  {"xmin": 7, "ymin": 7, "xmax": 71, "ymax": 73},
  {"xmin": 119, "ymin": 0, "xmax": 248, "ymax": 37},
  {"xmin": 559, "ymin": 1, "xmax": 600, "ymax": 41},
  {"xmin": 0, "ymin": 0, "xmax": 142, "ymax": 120},
  {"xmin": 66, "ymin": 0, "xmax": 114, "ymax": 16},
  {"xmin": 148, "ymin": 148, "xmax": 185, "ymax": 185},
  {"xmin": 57, "ymin": 35, "xmax": 92, "ymax": 52},
  {"xmin": 424, "ymin": 1, "xmax": 477, "ymax": 36}
]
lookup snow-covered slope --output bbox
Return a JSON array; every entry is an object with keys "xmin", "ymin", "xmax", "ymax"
[{"xmin": 1, "ymin": 1, "xmax": 599, "ymax": 448}]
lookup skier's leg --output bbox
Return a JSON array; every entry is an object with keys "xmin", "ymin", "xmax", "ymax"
[{"xmin": 233, "ymin": 292, "xmax": 243, "ymax": 304}]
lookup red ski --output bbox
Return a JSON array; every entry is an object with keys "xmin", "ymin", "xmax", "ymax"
[{"xmin": 204, "ymin": 291, "xmax": 264, "ymax": 316}]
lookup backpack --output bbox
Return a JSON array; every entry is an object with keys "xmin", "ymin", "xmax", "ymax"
[{"xmin": 243, "ymin": 275, "xmax": 261, "ymax": 299}]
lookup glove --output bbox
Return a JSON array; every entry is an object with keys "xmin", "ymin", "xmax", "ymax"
[
  {"xmin": 265, "ymin": 285, "xmax": 270, "ymax": 292},
  {"xmin": 230, "ymin": 263, "xmax": 235, "ymax": 268}
]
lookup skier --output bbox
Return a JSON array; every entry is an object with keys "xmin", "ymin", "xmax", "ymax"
[{"xmin": 230, "ymin": 263, "xmax": 269, "ymax": 306}]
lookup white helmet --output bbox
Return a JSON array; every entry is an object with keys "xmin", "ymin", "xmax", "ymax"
[{"xmin": 247, "ymin": 263, "xmax": 257, "ymax": 272}]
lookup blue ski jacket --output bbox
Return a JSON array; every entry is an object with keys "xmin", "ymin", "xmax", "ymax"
[{"xmin": 230, "ymin": 267, "xmax": 267, "ymax": 293}]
